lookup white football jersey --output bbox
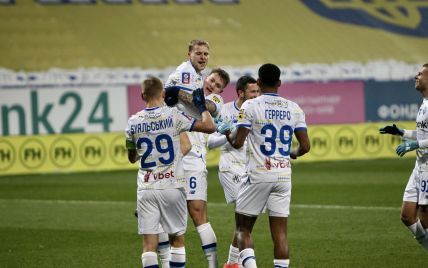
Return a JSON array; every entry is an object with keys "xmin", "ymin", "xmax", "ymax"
[
  {"xmin": 237, "ymin": 93, "xmax": 307, "ymax": 183},
  {"xmin": 416, "ymin": 98, "xmax": 428, "ymax": 164},
  {"xmin": 216, "ymin": 101, "xmax": 246, "ymax": 174},
  {"xmin": 165, "ymin": 60, "xmax": 204, "ymax": 91},
  {"xmin": 182, "ymin": 93, "xmax": 224, "ymax": 166},
  {"xmin": 165, "ymin": 60, "xmax": 223, "ymax": 119},
  {"xmin": 125, "ymin": 106, "xmax": 196, "ymax": 190}
]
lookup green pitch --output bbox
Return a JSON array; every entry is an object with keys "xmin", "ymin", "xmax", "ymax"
[{"xmin": 1, "ymin": 158, "xmax": 427, "ymax": 267}]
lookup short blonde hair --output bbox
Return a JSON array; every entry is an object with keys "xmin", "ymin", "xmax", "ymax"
[{"xmin": 188, "ymin": 39, "xmax": 210, "ymax": 52}]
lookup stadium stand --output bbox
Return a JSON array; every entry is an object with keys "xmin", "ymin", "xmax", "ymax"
[{"xmin": 0, "ymin": 0, "xmax": 427, "ymax": 70}]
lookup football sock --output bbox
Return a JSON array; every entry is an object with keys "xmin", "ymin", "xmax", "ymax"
[
  {"xmin": 196, "ymin": 222, "xmax": 218, "ymax": 268},
  {"xmin": 142, "ymin": 251, "xmax": 159, "ymax": 268},
  {"xmin": 408, "ymin": 219, "xmax": 428, "ymax": 250},
  {"xmin": 274, "ymin": 259, "xmax": 290, "ymax": 268},
  {"xmin": 157, "ymin": 232, "xmax": 171, "ymax": 268},
  {"xmin": 240, "ymin": 248, "xmax": 257, "ymax": 268},
  {"xmin": 170, "ymin": 247, "xmax": 186, "ymax": 268},
  {"xmin": 226, "ymin": 244, "xmax": 240, "ymax": 264}
]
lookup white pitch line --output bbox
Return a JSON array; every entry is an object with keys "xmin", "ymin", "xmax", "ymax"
[
  {"xmin": 0, "ymin": 199, "xmax": 400, "ymax": 211},
  {"xmin": 208, "ymin": 202, "xmax": 400, "ymax": 211}
]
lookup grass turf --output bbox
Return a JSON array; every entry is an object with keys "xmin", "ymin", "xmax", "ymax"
[{"xmin": 1, "ymin": 158, "xmax": 427, "ymax": 267}]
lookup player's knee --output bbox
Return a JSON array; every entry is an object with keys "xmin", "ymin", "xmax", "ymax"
[
  {"xmin": 143, "ymin": 243, "xmax": 158, "ymax": 253},
  {"xmin": 170, "ymin": 234, "xmax": 185, "ymax": 248},
  {"xmin": 400, "ymin": 212, "xmax": 415, "ymax": 225}
]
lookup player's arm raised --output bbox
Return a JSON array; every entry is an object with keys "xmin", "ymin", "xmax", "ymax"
[
  {"xmin": 190, "ymin": 88, "xmax": 216, "ymax": 134},
  {"xmin": 164, "ymin": 86, "xmax": 218, "ymax": 116},
  {"xmin": 178, "ymin": 90, "xmax": 218, "ymax": 115}
]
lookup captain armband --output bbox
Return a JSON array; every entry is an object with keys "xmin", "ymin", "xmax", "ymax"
[{"xmin": 126, "ymin": 140, "xmax": 137, "ymax": 149}]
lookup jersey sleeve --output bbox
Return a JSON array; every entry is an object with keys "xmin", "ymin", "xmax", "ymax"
[
  {"xmin": 236, "ymin": 99, "xmax": 253, "ymax": 129},
  {"xmin": 206, "ymin": 93, "xmax": 224, "ymax": 117},
  {"xmin": 175, "ymin": 110, "xmax": 197, "ymax": 133},
  {"xmin": 125, "ymin": 118, "xmax": 136, "ymax": 149},
  {"xmin": 165, "ymin": 62, "xmax": 198, "ymax": 91},
  {"xmin": 294, "ymin": 104, "xmax": 307, "ymax": 131}
]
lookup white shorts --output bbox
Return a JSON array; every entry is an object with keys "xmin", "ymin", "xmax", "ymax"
[
  {"xmin": 236, "ymin": 178, "xmax": 291, "ymax": 217},
  {"xmin": 403, "ymin": 167, "xmax": 428, "ymax": 205},
  {"xmin": 137, "ymin": 188, "xmax": 187, "ymax": 235},
  {"xmin": 185, "ymin": 169, "xmax": 208, "ymax": 201},
  {"xmin": 218, "ymin": 170, "xmax": 244, "ymax": 204}
]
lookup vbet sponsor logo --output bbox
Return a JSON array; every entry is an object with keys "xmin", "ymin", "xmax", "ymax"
[
  {"xmin": 144, "ymin": 170, "xmax": 175, "ymax": 183},
  {"xmin": 302, "ymin": 0, "xmax": 428, "ymax": 37}
]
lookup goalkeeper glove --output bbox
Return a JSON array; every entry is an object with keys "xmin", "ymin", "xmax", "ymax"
[
  {"xmin": 216, "ymin": 120, "xmax": 234, "ymax": 134},
  {"xmin": 379, "ymin": 124, "xmax": 404, "ymax": 136},
  {"xmin": 214, "ymin": 116, "xmax": 223, "ymax": 125},
  {"xmin": 192, "ymin": 88, "xmax": 207, "ymax": 113},
  {"xmin": 396, "ymin": 140, "xmax": 419, "ymax": 157},
  {"xmin": 164, "ymin": 86, "xmax": 180, "ymax": 106}
]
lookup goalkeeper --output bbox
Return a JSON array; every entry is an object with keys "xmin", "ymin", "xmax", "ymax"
[{"xmin": 379, "ymin": 63, "xmax": 428, "ymax": 250}]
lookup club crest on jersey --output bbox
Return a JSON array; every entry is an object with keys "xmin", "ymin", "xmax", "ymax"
[
  {"xmin": 182, "ymin": 72, "xmax": 190, "ymax": 84},
  {"xmin": 301, "ymin": 0, "xmax": 428, "ymax": 37}
]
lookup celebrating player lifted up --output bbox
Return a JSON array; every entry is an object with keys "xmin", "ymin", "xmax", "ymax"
[
  {"xmin": 219, "ymin": 63, "xmax": 310, "ymax": 268},
  {"xmin": 163, "ymin": 39, "xmax": 230, "ymax": 268},
  {"xmin": 125, "ymin": 77, "xmax": 215, "ymax": 268}
]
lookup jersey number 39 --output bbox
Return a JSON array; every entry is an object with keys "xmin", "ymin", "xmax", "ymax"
[{"xmin": 260, "ymin": 124, "xmax": 293, "ymax": 156}]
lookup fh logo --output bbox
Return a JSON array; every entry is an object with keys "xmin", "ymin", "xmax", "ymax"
[{"xmin": 302, "ymin": 0, "xmax": 428, "ymax": 37}]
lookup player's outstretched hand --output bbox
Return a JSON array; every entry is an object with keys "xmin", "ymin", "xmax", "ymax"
[
  {"xmin": 396, "ymin": 140, "xmax": 419, "ymax": 157},
  {"xmin": 192, "ymin": 88, "xmax": 207, "ymax": 113},
  {"xmin": 164, "ymin": 86, "xmax": 180, "ymax": 106},
  {"xmin": 379, "ymin": 124, "xmax": 404, "ymax": 136}
]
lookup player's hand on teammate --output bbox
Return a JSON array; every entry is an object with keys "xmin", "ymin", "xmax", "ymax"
[
  {"xmin": 396, "ymin": 140, "xmax": 419, "ymax": 157},
  {"xmin": 379, "ymin": 124, "xmax": 404, "ymax": 136},
  {"xmin": 216, "ymin": 120, "xmax": 234, "ymax": 135},
  {"xmin": 164, "ymin": 86, "xmax": 180, "ymax": 106},
  {"xmin": 192, "ymin": 88, "xmax": 207, "ymax": 113}
]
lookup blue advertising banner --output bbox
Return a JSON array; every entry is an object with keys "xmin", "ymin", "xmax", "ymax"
[{"xmin": 365, "ymin": 80, "xmax": 421, "ymax": 122}]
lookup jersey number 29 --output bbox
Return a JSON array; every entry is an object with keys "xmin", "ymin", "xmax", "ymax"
[{"xmin": 137, "ymin": 134, "xmax": 174, "ymax": 169}]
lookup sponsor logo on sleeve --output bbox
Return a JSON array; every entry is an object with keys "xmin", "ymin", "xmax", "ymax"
[
  {"xmin": 211, "ymin": 95, "xmax": 221, "ymax": 104},
  {"xmin": 238, "ymin": 109, "xmax": 245, "ymax": 121}
]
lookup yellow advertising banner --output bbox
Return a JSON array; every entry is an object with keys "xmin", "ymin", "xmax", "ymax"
[
  {"xmin": 0, "ymin": 121, "xmax": 416, "ymax": 176},
  {"xmin": 0, "ymin": 132, "xmax": 132, "ymax": 176}
]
